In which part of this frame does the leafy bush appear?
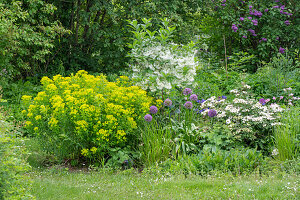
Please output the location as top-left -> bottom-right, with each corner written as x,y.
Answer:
128,18 -> 199,94
21,70 -> 153,163
0,113 -> 34,199
197,0 -> 299,68
198,83 -> 284,152
0,0 -> 67,78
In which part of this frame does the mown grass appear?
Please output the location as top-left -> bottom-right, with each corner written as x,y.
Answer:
30,169 -> 299,200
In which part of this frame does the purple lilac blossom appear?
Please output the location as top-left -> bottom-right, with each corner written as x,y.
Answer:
273,6 -> 279,9
221,4 -> 226,6
183,88 -> 192,95
284,20 -> 290,25
248,17 -> 252,20
190,94 -> 198,101
264,9 -> 269,12
276,37 -> 279,40
253,34 -> 257,36
249,5 -> 253,9
252,19 -> 258,26
262,38 -> 267,41
184,101 -> 193,109
248,29 -> 255,34
242,35 -> 247,38
164,98 -> 172,107
144,114 -> 152,122
279,47 -> 285,54
149,106 -> 158,114
208,109 -> 217,117
240,17 -> 244,21
280,5 -> 285,10
232,24 -> 238,32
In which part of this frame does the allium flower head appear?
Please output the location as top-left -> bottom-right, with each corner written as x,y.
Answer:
231,24 -> 238,32
190,94 -> 198,101
262,38 -> 267,41
242,35 -> 247,39
183,88 -> 192,95
259,98 -> 266,105
240,17 -> 244,21
208,109 -> 217,117
264,9 -> 269,12
144,114 -> 152,122
184,101 -> 193,109
164,98 -> 173,107
149,106 -> 158,114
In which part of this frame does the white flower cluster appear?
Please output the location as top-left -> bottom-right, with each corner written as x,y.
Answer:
198,84 -> 284,138
130,40 -> 198,92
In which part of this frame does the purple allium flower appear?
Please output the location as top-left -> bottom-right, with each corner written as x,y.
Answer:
253,34 -> 257,36
242,35 -> 247,39
149,106 -> 158,114
276,37 -> 279,40
262,38 -> 267,42
164,98 -> 172,107
279,47 -> 285,54
184,101 -> 193,109
264,8 -> 269,12
284,20 -> 290,25
183,88 -> 192,95
248,17 -> 252,20
273,6 -> 279,9
221,4 -> 226,6
144,114 -> 152,122
249,5 -> 253,9
257,11 -> 262,17
259,98 -> 266,105
280,5 -> 285,10
190,94 -> 198,101
222,96 -> 227,99
287,13 -> 292,16
240,17 -> 244,21
208,109 -> 217,117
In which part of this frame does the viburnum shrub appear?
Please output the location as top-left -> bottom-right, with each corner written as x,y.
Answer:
198,0 -> 299,67
198,83 -> 285,151
21,70 -> 152,162
128,18 -> 199,94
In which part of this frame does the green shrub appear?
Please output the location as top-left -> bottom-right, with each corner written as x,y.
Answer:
0,113 -> 34,199
21,70 -> 153,164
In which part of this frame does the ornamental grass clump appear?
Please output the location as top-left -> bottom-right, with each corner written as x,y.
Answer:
21,70 -> 153,162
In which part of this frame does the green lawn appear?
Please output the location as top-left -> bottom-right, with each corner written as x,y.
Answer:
30,169 -> 299,200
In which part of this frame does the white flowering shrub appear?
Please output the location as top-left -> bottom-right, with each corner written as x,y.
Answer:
198,83 -> 284,150
128,18 -> 199,93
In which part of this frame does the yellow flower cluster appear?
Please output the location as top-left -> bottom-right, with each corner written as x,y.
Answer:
22,70 -> 153,160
